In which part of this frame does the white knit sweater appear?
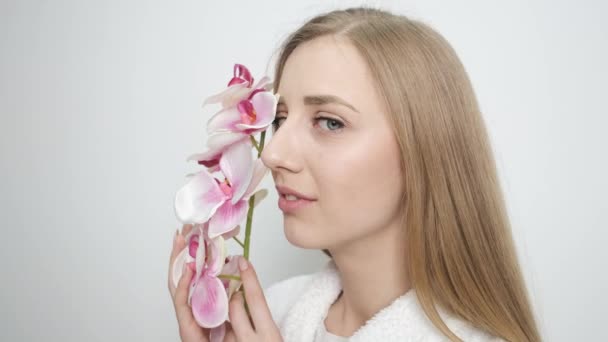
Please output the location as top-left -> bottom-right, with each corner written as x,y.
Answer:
263,260 -> 505,342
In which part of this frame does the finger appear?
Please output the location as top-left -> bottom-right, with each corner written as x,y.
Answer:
174,264 -> 210,342
237,257 -> 274,331
168,228 -> 182,297
181,223 -> 194,237
170,227 -> 182,261
168,225 -> 191,296
229,291 -> 255,340
223,323 -> 237,342
174,262 -> 196,326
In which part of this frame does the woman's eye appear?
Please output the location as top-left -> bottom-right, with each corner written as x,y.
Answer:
271,115 -> 345,133
315,117 -> 344,132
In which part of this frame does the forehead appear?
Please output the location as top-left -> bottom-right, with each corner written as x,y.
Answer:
277,36 -> 383,114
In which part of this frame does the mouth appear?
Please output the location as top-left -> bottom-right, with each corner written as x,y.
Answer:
278,193 -> 316,213
282,193 -> 306,201
275,185 -> 317,201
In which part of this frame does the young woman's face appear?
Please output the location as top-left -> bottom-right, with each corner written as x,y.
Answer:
261,35 -> 404,250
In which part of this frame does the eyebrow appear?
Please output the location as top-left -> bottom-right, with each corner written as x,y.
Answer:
278,94 -> 360,113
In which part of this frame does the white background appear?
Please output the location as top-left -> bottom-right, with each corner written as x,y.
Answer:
1,0 -> 606,341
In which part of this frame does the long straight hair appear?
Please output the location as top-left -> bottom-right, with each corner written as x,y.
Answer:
271,6 -> 541,342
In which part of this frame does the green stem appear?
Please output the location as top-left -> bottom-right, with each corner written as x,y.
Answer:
243,130 -> 266,261
232,236 -> 244,248
250,136 -> 261,154
241,130 -> 267,324
218,274 -> 241,281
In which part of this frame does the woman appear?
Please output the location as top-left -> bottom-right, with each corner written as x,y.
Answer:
168,6 -> 542,342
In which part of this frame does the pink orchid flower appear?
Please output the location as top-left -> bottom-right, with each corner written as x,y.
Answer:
171,225 -> 246,341
185,131 -> 250,173
171,224 -> 228,330
205,255 -> 243,342
173,63 -> 272,333
174,141 -> 269,238
171,224 -> 240,293
202,63 -> 273,109
206,88 -> 278,136
188,64 -> 277,172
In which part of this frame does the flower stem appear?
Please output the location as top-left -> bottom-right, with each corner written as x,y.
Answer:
250,136 -> 261,154
241,130 -> 266,322
232,236 -> 245,248
218,274 -> 241,281
243,130 -> 266,261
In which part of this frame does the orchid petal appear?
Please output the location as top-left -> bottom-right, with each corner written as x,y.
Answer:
185,224 -> 200,241
242,159 -> 269,199
206,131 -> 249,151
207,199 -> 248,239
250,188 -> 268,208
186,149 -> 222,170
191,274 -> 229,328
171,247 -> 194,289
195,227 -> 206,278
207,164 -> 221,173
187,262 -> 198,305
186,150 -> 220,163
219,142 -> 254,204
232,64 -> 253,86
206,107 -> 242,134
204,74 -> 272,110
202,82 -> 250,109
221,225 -> 241,240
188,233 -> 199,259
207,235 -> 226,276
234,91 -> 277,130
251,76 -> 272,92
174,170 -> 228,224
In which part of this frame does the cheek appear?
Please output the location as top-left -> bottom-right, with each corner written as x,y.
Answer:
316,133 -> 403,238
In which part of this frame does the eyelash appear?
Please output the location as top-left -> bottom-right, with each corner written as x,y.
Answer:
271,114 -> 345,133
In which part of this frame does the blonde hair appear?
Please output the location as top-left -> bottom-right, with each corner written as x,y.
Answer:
271,6 -> 541,342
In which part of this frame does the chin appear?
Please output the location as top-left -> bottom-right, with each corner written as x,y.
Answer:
283,218 -> 325,249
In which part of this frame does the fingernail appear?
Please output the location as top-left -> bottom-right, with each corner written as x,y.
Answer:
238,257 -> 249,271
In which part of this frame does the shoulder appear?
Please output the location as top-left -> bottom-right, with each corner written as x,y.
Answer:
263,272 -> 316,325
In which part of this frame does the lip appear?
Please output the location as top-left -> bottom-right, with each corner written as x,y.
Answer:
278,196 -> 315,213
275,185 -> 316,201
275,185 -> 317,213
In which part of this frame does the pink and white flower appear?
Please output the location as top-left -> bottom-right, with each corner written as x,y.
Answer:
174,141 -> 268,238
188,64 -> 277,172
171,225 -> 246,340
202,63 -> 273,109
185,131 -> 250,173
173,63 -> 272,332
205,89 -> 278,136
171,224 -> 228,329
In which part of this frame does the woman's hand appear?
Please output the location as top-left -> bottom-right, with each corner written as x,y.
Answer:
169,224 -> 282,341
168,224 -> 210,342
224,257 -> 283,342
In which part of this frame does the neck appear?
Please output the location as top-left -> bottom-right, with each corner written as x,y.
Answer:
326,221 -> 411,336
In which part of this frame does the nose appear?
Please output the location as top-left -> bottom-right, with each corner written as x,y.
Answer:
261,119 -> 302,174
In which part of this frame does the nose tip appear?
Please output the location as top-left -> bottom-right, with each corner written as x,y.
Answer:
260,126 -> 301,174
260,138 -> 281,170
